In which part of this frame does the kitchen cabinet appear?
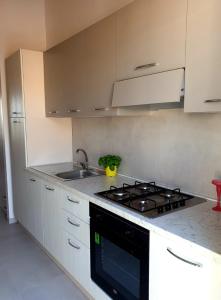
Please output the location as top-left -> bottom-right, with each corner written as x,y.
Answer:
44,15 -> 117,117
85,14 -> 116,112
62,190 -> 89,224
42,183 -> 62,262
62,210 -> 90,248
61,230 -> 90,291
25,174 -> 43,244
6,51 -> 24,118
44,32 -> 88,117
9,118 -> 26,222
116,0 -> 187,80
6,49 -> 72,167
149,231 -> 221,300
6,50 -> 72,222
185,0 -> 221,112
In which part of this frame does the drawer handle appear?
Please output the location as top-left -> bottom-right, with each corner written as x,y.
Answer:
45,186 -> 55,191
48,110 -> 59,114
67,196 -> 79,204
204,99 -> 221,103
12,112 -> 21,115
67,109 -> 81,113
67,218 -> 80,227
167,248 -> 202,268
94,107 -> 110,111
135,62 -> 159,71
29,178 -> 36,182
13,120 -> 21,124
68,238 -> 80,250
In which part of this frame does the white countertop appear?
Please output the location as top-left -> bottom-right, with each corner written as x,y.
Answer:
29,162 -> 221,258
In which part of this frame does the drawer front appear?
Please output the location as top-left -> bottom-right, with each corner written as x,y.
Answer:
63,191 -> 89,223
62,210 -> 90,248
61,230 -> 90,293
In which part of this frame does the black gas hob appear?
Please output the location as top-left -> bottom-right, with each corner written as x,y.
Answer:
95,181 -> 206,218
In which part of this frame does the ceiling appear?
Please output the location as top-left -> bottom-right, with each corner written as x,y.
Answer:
45,0 -> 134,49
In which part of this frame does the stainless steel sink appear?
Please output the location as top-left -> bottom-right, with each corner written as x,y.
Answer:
55,168 -> 103,181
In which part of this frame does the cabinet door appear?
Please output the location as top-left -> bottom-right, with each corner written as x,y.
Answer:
185,0 -> 221,112
9,118 -> 26,222
43,183 -> 62,262
62,210 -> 90,248
44,32 -> 87,117
116,0 -> 187,80
26,174 -> 43,244
63,191 -> 89,224
85,15 -> 116,111
61,230 -> 90,293
149,232 -> 213,300
6,51 -> 25,117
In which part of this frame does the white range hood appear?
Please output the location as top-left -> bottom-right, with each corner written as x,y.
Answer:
112,68 -> 184,107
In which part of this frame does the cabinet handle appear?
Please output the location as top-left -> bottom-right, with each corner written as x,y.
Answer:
13,120 -> 21,124
45,185 -> 55,191
48,110 -> 59,114
67,109 -> 81,113
204,99 -> 221,103
67,196 -> 79,204
68,238 -> 80,250
29,178 -> 36,182
94,107 -> 110,111
12,112 -> 21,115
167,248 -> 202,268
67,218 -> 80,227
134,62 -> 159,71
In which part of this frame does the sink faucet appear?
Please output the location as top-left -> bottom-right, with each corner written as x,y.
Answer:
76,148 -> 88,170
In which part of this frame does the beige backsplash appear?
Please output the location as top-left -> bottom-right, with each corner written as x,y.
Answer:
72,109 -> 221,200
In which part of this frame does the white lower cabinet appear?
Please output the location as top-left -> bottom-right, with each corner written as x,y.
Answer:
25,174 -> 43,244
62,190 -> 89,224
61,230 -> 90,293
62,210 -> 90,248
149,231 -> 221,300
21,172 -> 221,300
42,183 -> 62,262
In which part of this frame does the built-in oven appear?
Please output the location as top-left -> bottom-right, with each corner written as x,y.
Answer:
90,203 -> 149,300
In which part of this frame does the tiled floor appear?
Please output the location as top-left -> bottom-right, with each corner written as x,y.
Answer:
0,212 -> 88,300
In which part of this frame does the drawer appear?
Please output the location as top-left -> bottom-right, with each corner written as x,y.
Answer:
61,230 -> 90,293
62,210 -> 90,248
62,191 -> 89,223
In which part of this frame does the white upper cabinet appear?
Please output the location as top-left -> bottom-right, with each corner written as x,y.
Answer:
85,15 -> 116,112
6,51 -> 24,118
116,0 -> 187,80
44,32 -> 87,116
112,69 -> 184,107
44,15 -> 117,117
185,0 -> 221,112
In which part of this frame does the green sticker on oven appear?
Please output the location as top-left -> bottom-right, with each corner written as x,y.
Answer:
95,232 -> 100,245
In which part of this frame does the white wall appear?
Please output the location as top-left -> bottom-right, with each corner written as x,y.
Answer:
0,0 -> 46,220
45,0 -> 134,49
72,110 -> 221,200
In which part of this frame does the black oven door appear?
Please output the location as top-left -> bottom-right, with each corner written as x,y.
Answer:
90,205 -> 149,300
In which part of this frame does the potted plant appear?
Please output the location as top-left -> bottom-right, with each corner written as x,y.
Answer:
98,155 -> 122,177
